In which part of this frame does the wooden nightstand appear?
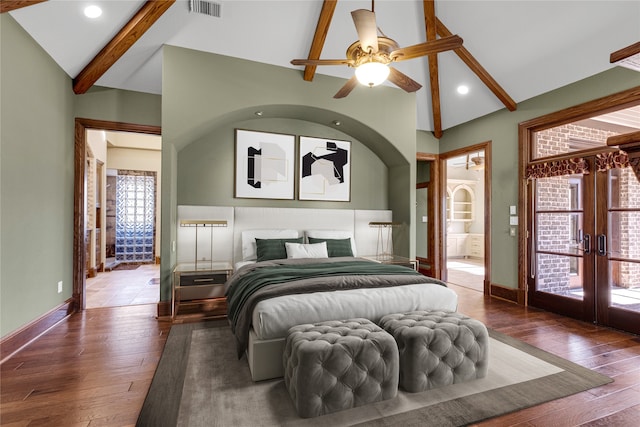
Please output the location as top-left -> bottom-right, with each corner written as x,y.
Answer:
172,262 -> 233,322
362,255 -> 419,271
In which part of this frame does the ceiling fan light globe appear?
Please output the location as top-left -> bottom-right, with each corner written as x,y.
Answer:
355,62 -> 390,87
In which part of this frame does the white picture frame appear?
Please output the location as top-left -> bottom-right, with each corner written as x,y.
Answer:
298,136 -> 351,201
235,129 -> 295,200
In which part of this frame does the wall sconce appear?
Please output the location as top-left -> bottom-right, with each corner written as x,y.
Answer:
369,221 -> 401,260
179,219 -> 227,269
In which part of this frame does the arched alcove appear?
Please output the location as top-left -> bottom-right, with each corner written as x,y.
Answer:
176,105 -> 407,212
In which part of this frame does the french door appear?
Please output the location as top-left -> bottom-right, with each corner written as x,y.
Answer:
528,156 -> 640,335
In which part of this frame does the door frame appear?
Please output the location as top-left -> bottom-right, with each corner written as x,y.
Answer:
416,153 -> 440,278
525,152 -> 640,334
526,163 -> 598,322
438,141 -> 492,295
518,86 -> 640,307
73,118 -> 161,312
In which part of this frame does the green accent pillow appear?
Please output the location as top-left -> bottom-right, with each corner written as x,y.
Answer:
255,238 -> 303,262
308,237 -> 354,257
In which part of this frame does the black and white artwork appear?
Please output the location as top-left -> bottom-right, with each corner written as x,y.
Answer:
235,129 -> 295,199
299,136 -> 351,201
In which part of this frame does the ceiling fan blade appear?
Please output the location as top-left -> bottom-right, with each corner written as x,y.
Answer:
387,67 -> 422,93
291,58 -> 353,66
351,9 -> 378,53
390,35 -> 463,61
333,75 -> 359,99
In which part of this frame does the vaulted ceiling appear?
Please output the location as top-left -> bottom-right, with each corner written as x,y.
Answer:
5,0 -> 640,136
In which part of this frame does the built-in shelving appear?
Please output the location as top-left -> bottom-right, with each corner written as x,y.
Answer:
446,180 -> 475,222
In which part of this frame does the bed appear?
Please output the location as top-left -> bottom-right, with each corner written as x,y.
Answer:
176,206 -> 458,381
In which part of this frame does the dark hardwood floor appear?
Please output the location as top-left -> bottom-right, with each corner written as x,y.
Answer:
0,304 -> 171,426
1,284 -> 639,426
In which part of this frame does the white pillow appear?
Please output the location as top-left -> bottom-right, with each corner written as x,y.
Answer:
305,230 -> 357,257
241,229 -> 300,261
285,242 -> 329,259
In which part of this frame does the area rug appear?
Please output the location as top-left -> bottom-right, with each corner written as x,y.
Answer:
137,320 -> 612,427
112,263 -> 140,271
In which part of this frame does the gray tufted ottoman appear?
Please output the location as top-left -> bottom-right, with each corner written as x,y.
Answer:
379,310 -> 489,393
283,318 -> 399,418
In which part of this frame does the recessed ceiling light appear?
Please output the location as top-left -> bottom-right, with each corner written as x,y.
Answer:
457,85 -> 469,95
84,5 -> 102,19
332,120 -> 341,126
254,111 -> 263,116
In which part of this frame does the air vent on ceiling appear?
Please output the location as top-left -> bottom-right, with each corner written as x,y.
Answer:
189,0 -> 221,18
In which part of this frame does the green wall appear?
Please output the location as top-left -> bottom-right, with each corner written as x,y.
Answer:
161,46 -> 420,296
0,14 -> 162,338
417,130 -> 440,154
177,118 -> 388,209
75,86 -> 161,126
3,10 -> 637,338
438,67 -> 640,289
160,142 -> 178,302
1,14 -> 75,337
162,47 -> 417,161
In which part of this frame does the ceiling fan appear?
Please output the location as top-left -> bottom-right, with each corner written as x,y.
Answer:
291,3 -> 463,98
452,153 -> 484,170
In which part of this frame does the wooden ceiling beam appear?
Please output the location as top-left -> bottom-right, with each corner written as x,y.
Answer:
423,0 -> 442,138
607,130 -> 640,147
610,41 -> 640,63
1,0 -> 47,13
72,0 -> 175,94
302,0 -> 338,82
436,18 -> 517,112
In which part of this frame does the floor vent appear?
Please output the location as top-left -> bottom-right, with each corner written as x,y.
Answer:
189,0 -> 221,18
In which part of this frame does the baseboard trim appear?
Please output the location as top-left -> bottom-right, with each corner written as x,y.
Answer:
157,301 -> 171,319
0,299 -> 74,364
490,283 -> 519,303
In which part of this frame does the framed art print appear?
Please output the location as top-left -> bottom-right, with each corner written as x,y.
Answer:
298,136 -> 351,201
235,129 -> 295,199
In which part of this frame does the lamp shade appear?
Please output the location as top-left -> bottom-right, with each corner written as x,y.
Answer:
355,61 -> 390,87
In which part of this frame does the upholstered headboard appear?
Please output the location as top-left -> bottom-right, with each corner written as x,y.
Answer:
176,206 -> 392,265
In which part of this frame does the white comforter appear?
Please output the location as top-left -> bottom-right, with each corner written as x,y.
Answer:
251,282 -> 458,340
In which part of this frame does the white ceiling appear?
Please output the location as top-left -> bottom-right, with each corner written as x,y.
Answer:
9,0 -> 640,133
105,131 -> 162,150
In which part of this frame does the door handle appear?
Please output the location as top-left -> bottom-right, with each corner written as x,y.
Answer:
583,234 -> 591,255
597,234 -> 607,257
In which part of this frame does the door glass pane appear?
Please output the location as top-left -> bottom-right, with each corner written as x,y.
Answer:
531,110 -> 631,160
608,261 -> 640,312
608,166 -> 640,314
609,167 -> 640,209
536,253 -> 583,300
609,211 -> 640,259
536,176 -> 583,210
535,174 -> 584,299
536,213 -> 583,255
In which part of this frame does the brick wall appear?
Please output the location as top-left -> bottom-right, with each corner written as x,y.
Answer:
536,124 -> 617,158
535,125 -> 580,295
535,176 -> 573,294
